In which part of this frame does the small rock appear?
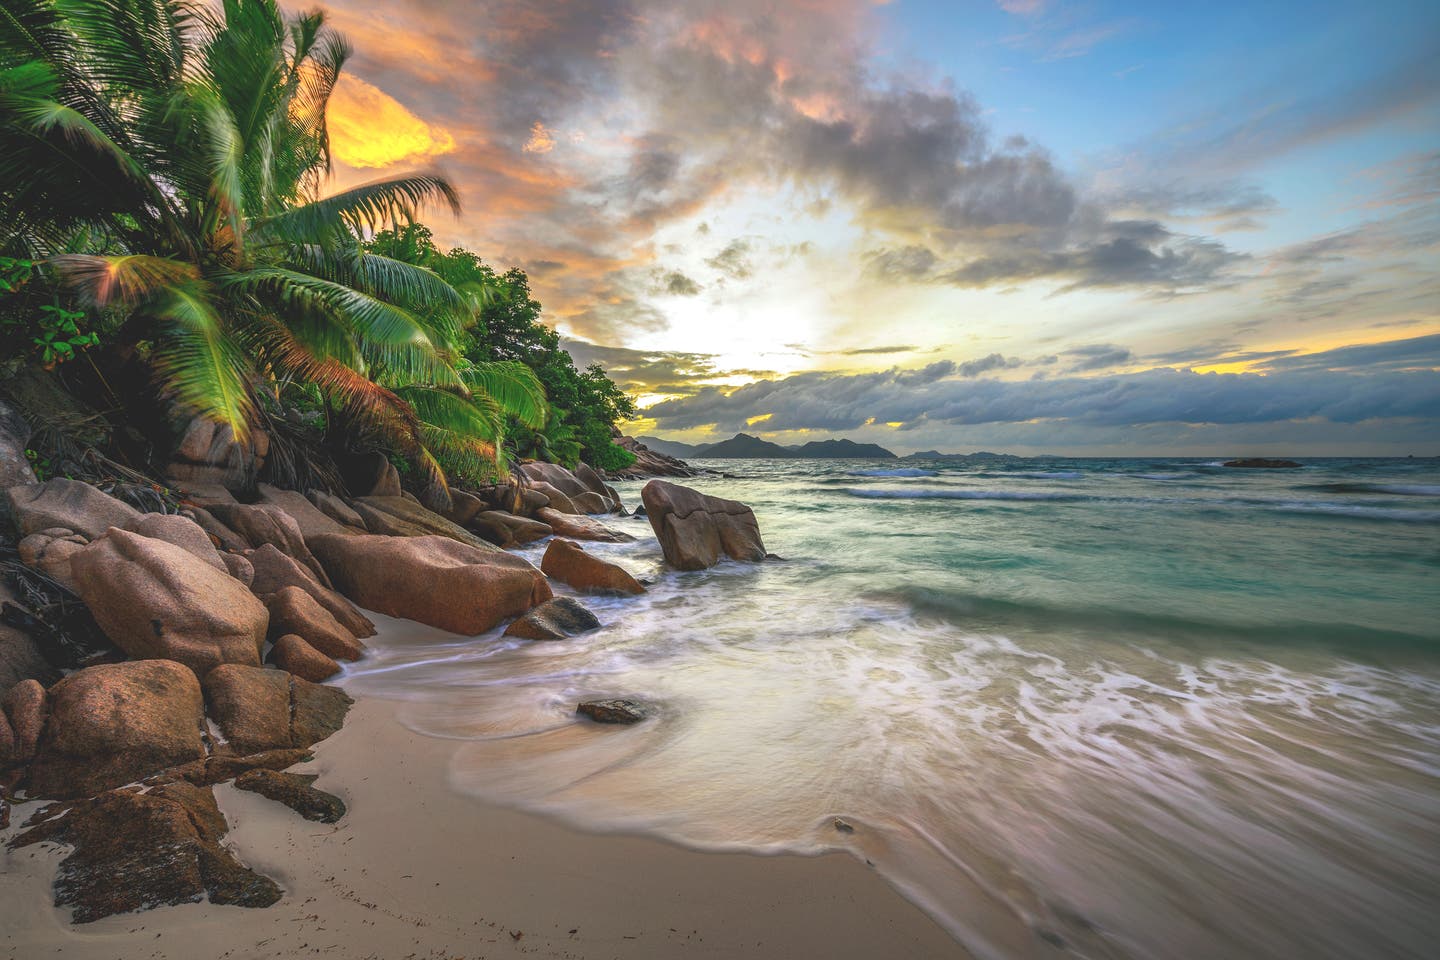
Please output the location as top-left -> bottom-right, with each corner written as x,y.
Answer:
576,698 -> 650,724
503,597 -> 602,641
3,678 -> 48,763
265,586 -> 363,661
833,818 -> 854,834
234,768 -> 345,822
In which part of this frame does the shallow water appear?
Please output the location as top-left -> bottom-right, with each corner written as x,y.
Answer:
345,456 -> 1440,959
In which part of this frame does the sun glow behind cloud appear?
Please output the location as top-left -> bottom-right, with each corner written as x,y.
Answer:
326,75 -> 456,169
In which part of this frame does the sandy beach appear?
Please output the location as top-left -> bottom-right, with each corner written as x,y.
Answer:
1,693 -> 968,960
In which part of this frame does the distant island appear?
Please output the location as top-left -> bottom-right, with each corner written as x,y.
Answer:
640,433 -> 896,459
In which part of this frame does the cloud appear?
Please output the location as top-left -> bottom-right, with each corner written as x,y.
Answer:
957,353 -> 1023,376
704,239 -> 754,279
522,121 -> 557,154
641,339 -> 1440,436
655,270 -> 703,296
1065,343 -> 1135,372
560,339 -> 721,392
841,345 -> 921,355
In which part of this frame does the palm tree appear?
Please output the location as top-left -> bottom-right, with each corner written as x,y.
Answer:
0,0 -> 533,503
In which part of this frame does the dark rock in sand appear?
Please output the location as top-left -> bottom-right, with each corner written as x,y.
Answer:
3,678 -> 48,764
28,661 -> 206,799
10,780 -> 281,922
203,664 -> 351,753
1222,458 -> 1302,469
577,698 -> 651,724
541,539 -> 645,595
7,477 -> 141,540
264,586 -> 364,661
235,768 -> 346,823
536,507 -> 635,543
640,479 -> 766,571
157,748 -> 314,787
268,634 -> 341,682
70,527 -> 268,676
503,597 -> 602,640
310,533 -> 552,635
246,542 -> 375,639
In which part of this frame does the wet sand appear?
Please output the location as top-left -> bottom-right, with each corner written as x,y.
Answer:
0,696 -> 969,960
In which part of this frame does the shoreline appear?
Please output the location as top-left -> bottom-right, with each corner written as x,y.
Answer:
2,692 -> 969,960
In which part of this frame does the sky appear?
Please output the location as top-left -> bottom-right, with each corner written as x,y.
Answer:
314,0 -> 1440,455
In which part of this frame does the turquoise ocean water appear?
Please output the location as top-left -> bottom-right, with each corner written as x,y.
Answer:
347,456 -> 1440,959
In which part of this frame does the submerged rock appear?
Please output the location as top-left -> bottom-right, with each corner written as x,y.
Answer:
503,597 -> 602,641
70,527 -> 268,676
640,480 -> 766,571
1222,458 -> 1302,469
9,780 -> 281,922
235,768 -> 345,823
576,698 -> 651,724
28,660 -> 205,799
309,533 -> 551,635
540,539 -> 645,595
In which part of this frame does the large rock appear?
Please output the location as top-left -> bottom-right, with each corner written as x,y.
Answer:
267,634 -> 340,682
443,489 -> 485,526
520,461 -> 591,498
206,502 -> 330,587
308,490 -> 367,530
477,510 -> 552,546
528,480 -> 580,514
221,551 -> 254,586
168,416 -> 267,481
610,436 -> 695,479
503,597 -> 602,641
17,527 -> 87,590
351,496 -> 497,551
0,583 -> 59,689
536,507 -> 635,543
185,505 -> 249,552
0,397 -> 36,492
255,484 -> 357,539
10,780 -> 281,922
310,534 -> 551,635
541,539 -> 645,595
264,586 -> 363,662
341,450 -> 401,498
203,664 -> 350,753
70,528 -> 269,676
28,660 -> 205,799
0,710 -> 15,766
3,678 -> 48,763
6,478 -> 140,540
245,543 -> 375,639
125,513 -> 227,573
640,480 -> 766,570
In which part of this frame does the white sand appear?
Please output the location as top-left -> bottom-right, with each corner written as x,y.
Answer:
1,696 -> 969,959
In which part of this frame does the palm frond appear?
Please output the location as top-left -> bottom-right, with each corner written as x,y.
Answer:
461,360 -> 547,429
149,282 -> 254,438
48,253 -> 198,306
251,174 -> 460,243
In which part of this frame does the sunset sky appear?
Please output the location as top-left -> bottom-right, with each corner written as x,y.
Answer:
316,0 -> 1438,455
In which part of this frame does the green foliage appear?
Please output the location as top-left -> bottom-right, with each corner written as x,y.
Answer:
0,256 -> 101,365
365,224 -> 637,471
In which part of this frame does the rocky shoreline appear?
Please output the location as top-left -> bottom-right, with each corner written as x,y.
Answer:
0,411 -> 766,925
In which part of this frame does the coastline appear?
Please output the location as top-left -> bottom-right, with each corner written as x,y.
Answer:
1,691 -> 969,960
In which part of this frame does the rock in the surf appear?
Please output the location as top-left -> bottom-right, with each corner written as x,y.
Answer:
503,597 -> 602,640
577,698 -> 651,724
235,768 -> 346,823
640,480 -> 765,571
540,539 -> 645,595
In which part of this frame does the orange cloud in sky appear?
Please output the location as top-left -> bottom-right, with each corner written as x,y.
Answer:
327,75 -> 456,169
